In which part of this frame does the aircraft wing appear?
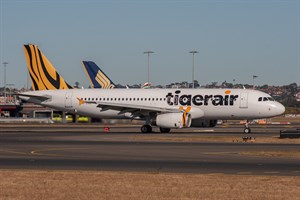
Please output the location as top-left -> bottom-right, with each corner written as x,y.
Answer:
92,101 -> 204,119
95,101 -> 179,113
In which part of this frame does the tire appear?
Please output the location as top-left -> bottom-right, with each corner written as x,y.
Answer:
141,125 -> 152,133
244,128 -> 251,134
160,128 -> 171,133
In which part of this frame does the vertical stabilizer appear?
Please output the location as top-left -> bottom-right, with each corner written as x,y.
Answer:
23,44 -> 73,90
82,61 -> 116,89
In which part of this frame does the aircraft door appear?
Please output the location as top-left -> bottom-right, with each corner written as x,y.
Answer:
65,91 -> 73,108
239,92 -> 248,108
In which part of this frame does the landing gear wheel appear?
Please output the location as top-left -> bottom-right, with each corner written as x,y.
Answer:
244,120 -> 251,134
141,125 -> 152,133
159,128 -> 171,133
244,128 -> 251,134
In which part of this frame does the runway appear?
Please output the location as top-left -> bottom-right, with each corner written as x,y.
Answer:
0,125 -> 299,176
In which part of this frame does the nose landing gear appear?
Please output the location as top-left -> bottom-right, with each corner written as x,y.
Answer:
244,120 -> 251,133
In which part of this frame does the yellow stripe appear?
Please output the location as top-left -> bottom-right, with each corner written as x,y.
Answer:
96,71 -> 112,88
96,72 -> 109,88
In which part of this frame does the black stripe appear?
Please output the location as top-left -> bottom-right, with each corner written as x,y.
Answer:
24,45 -> 40,88
33,46 -> 49,90
66,82 -> 73,89
37,49 -> 61,89
29,73 -> 38,91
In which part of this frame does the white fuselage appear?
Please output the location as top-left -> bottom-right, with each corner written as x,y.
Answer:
19,88 -> 285,121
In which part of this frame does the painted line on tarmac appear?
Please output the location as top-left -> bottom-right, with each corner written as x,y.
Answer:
0,149 -> 30,156
193,130 -> 215,132
31,147 -> 91,158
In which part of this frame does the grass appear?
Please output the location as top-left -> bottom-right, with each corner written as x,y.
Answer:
0,170 -> 299,200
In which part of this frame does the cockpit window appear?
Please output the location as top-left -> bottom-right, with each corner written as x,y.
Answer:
258,96 -> 275,102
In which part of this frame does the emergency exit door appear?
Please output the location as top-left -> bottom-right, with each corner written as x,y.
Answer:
239,92 -> 248,108
65,91 -> 73,108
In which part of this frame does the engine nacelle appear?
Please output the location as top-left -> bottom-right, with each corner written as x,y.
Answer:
191,119 -> 218,127
156,113 -> 192,129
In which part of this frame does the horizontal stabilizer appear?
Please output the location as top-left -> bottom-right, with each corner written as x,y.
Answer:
17,93 -> 51,102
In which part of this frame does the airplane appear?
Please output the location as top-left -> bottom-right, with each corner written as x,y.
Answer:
19,44 -> 286,133
82,61 -> 116,89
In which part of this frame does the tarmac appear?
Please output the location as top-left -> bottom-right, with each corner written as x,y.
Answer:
0,124 -> 299,176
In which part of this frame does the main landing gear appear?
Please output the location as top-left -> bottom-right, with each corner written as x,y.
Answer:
140,125 -> 171,133
159,128 -> 171,133
141,125 -> 152,133
244,120 -> 251,134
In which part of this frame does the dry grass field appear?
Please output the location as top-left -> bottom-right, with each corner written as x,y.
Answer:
0,170 -> 299,200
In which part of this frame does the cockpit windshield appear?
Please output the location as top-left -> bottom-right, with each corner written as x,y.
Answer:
258,97 -> 275,102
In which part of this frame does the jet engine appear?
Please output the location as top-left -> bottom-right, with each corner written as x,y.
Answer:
155,113 -> 192,128
191,119 -> 218,127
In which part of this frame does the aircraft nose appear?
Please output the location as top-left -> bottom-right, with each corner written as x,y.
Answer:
273,102 -> 285,116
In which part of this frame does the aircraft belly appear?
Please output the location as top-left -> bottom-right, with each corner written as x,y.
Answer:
201,106 -> 258,120
76,106 -> 126,119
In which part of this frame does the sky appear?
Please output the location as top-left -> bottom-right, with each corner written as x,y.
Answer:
0,0 -> 299,89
